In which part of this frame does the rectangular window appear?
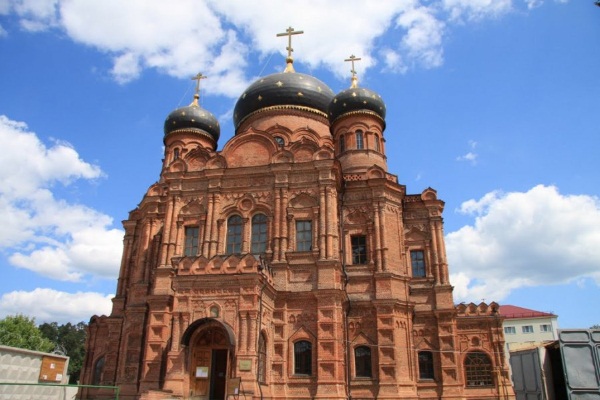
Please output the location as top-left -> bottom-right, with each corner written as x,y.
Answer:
184,227 -> 199,257
251,214 -> 268,254
354,346 -> 372,378
351,235 -> 367,264
504,326 -> 516,335
296,220 -> 312,252
226,215 -> 243,255
522,325 -> 534,334
418,351 -> 435,380
411,250 -> 426,277
356,131 -> 364,149
540,324 -> 552,332
294,341 -> 312,375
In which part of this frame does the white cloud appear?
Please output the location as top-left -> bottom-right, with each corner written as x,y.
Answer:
381,47 -> 407,73
0,0 -> 11,14
0,115 -> 122,281
447,185 -> 600,302
59,0 -> 249,92
525,0 -> 544,8
2,0 -> 554,92
456,151 -> 478,164
0,0 -> 473,90
395,5 -> 445,70
0,288 -> 113,324
443,0 -> 513,22
456,140 -> 478,164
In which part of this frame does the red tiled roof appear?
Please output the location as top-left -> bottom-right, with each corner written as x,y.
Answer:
499,305 -> 557,319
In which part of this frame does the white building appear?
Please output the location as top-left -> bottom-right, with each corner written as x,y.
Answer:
499,305 -> 559,351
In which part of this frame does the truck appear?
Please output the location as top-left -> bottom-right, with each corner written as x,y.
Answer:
509,329 -> 600,400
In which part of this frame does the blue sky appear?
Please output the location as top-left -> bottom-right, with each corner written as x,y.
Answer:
0,0 -> 598,329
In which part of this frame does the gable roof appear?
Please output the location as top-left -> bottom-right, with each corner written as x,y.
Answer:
499,305 -> 557,319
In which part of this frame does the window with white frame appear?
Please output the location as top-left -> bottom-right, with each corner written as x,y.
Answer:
522,325 -> 534,334
540,324 -> 552,332
504,326 -> 516,334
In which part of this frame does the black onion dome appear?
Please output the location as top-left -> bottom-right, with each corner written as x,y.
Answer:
233,72 -> 335,130
329,85 -> 386,125
164,95 -> 220,142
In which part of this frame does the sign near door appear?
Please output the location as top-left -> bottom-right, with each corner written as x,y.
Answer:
195,366 -> 209,378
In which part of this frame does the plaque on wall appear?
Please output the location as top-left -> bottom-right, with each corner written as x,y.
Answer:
238,359 -> 252,371
195,366 -> 209,378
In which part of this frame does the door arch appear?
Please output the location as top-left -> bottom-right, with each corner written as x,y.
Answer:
182,318 -> 236,400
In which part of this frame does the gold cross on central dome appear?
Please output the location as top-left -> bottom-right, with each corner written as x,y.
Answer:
277,26 -> 303,72
277,26 -> 304,59
345,55 -> 362,88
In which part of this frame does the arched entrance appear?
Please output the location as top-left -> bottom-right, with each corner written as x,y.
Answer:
181,318 -> 236,400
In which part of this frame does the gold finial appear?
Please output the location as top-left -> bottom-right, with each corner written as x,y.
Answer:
276,26 -> 304,73
344,55 -> 362,88
190,72 -> 207,105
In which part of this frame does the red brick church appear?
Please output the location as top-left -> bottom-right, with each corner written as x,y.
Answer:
80,28 -> 515,400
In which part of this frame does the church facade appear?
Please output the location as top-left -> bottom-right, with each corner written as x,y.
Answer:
80,32 -> 514,400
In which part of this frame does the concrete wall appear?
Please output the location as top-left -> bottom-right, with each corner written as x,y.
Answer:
0,345 -> 77,400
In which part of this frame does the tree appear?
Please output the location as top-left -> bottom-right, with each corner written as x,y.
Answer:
39,321 -> 87,384
0,314 -> 54,352
591,324 -> 600,329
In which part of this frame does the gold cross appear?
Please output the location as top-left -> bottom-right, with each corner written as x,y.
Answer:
276,27 -> 304,59
344,55 -> 362,77
191,72 -> 207,96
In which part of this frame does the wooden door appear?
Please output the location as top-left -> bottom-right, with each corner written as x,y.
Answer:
209,349 -> 228,400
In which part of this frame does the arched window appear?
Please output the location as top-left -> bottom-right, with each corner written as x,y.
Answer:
356,130 -> 364,149
93,356 -> 105,385
375,135 -> 380,152
210,305 -> 220,318
251,214 -> 268,254
258,333 -> 267,383
274,136 -> 284,146
354,346 -> 372,378
173,148 -> 180,160
226,215 -> 243,254
464,351 -> 493,387
418,351 -> 434,380
294,340 -> 312,375
339,134 -> 345,153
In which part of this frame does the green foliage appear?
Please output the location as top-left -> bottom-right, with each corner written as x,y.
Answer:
39,321 -> 87,384
0,314 -> 54,353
